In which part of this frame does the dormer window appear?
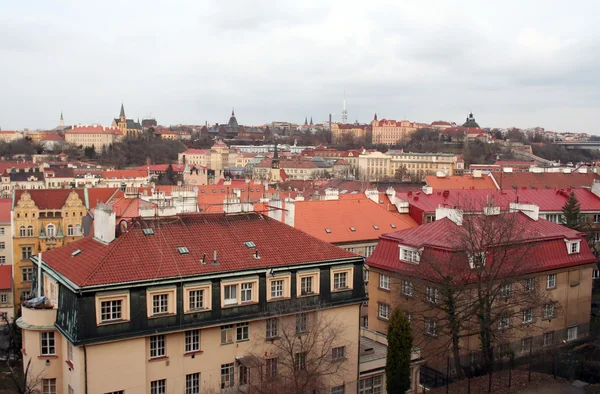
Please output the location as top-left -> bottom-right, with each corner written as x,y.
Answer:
565,240 -> 581,254
468,251 -> 486,269
399,246 -> 420,264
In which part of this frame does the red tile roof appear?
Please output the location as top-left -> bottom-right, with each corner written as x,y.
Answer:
0,265 -> 12,290
14,188 -> 119,211
425,175 -> 498,190
41,213 -> 357,287
67,125 -> 122,135
493,172 -> 600,190
101,170 -> 148,179
182,149 -> 209,154
367,212 -> 596,282
197,183 -> 274,212
294,197 -> 417,243
0,199 -> 11,223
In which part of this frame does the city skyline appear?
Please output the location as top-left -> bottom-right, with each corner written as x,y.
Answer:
1,1 -> 599,133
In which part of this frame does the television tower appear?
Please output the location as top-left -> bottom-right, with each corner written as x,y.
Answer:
341,91 -> 348,123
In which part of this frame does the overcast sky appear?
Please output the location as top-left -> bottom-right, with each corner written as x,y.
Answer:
1,0 -> 599,133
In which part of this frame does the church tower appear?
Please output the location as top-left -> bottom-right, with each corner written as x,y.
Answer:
269,143 -> 281,182
118,103 -> 128,135
60,111 -> 64,127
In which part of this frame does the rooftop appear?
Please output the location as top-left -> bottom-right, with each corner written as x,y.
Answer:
425,174 -> 497,190
493,172 -> 600,190
40,213 -> 358,288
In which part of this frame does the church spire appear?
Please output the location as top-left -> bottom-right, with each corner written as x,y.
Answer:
310,116 -> 313,125
232,107 -> 235,117
271,143 -> 280,169
304,116 -> 308,126
120,103 -> 126,120
60,111 -> 64,127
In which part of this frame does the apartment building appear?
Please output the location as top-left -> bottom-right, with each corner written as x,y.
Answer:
19,209 -> 367,394
0,199 -> 13,323
358,150 -> 460,182
366,206 -> 596,371
371,118 -> 419,145
178,141 -> 235,172
331,123 -> 368,144
64,125 -> 123,152
0,265 -> 12,323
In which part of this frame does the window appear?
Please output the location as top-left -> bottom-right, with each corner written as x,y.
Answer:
236,322 -> 249,341
27,226 -> 34,237
46,224 -> 56,238
332,386 -> 345,394
332,346 -> 345,360
67,225 -> 74,236
363,269 -> 369,282
152,294 -> 169,315
523,308 -> 533,323
221,325 -> 234,344
21,246 -> 32,260
150,379 -> 166,394
239,365 -> 249,386
19,226 -> 26,237
149,335 -> 165,358
296,313 -> 308,334
0,294 -> 7,303
500,283 -> 511,298
75,224 -> 82,236
266,358 -> 278,378
301,276 -> 313,295
425,319 -> 437,336
42,378 -> 57,394
359,374 -> 383,394
241,282 -> 253,302
426,286 -> 439,304
595,214 -> 600,224
567,326 -> 578,341
333,272 -> 348,290
594,269 -> 600,280
223,284 -> 238,305
0,256 -> 5,264
400,247 -> 420,263
402,280 -> 413,296
41,332 -> 55,355
378,303 -> 390,320
266,318 -> 278,338
525,278 -> 535,292
379,274 -> 390,290
22,267 -> 33,282
544,303 -> 555,319
365,245 -> 375,257
106,391 -> 124,394
221,363 -> 235,389
100,300 -> 122,322
567,241 -> 580,254
0,242 -> 4,250
67,342 -> 73,362
543,332 -> 554,347
271,280 -> 283,298
0,228 -> 3,235
186,372 -> 200,394
188,289 -> 204,310
499,314 -> 509,329
546,214 -> 559,223
185,329 -> 200,353
547,274 -> 556,289
521,337 -> 532,353
295,351 -> 307,371
468,251 -> 486,269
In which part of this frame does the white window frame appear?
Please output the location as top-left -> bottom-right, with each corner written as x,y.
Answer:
0,294 -> 7,304
220,363 -> 235,389
500,283 -> 511,298
565,240 -> 581,254
185,329 -> 200,353
100,299 -> 122,322
296,313 -> 308,334
224,284 -> 238,305
42,378 -> 57,394
266,358 -> 278,378
149,335 -> 165,359
150,379 -> 166,394
379,274 -> 390,290
41,332 -> 55,356
300,276 -> 313,295
426,286 -> 439,304
185,372 -> 200,394
271,279 -> 284,298
468,251 -> 486,269
240,282 -> 253,303
425,319 -> 437,336
333,271 -> 348,290
567,326 -> 578,341
547,274 -> 556,289
593,269 -> 600,280
332,346 -> 345,361
544,303 -> 555,319
498,314 -> 509,329
402,280 -> 413,296
524,278 -> 535,292
236,322 -> 249,342
152,294 -> 169,315
266,318 -> 278,339
221,325 -> 234,344
400,246 -> 420,263
523,308 -> 533,323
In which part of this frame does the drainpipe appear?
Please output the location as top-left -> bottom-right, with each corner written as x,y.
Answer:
37,252 -> 42,297
83,344 -> 88,394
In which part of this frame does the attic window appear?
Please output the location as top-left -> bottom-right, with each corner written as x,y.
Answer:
373,225 -> 380,230
468,251 -> 486,269
325,228 -> 332,234
250,189 -> 254,192
350,227 -> 356,232
200,190 -> 205,193
212,189 -> 216,193
390,224 -> 397,229
221,189 -> 225,193
143,228 -> 154,236
177,247 -> 190,255
244,241 -> 256,249
71,250 -> 82,257
566,240 -> 581,255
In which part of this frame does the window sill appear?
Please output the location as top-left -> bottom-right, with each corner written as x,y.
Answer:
184,350 -> 204,357
65,360 -> 74,370
298,292 -> 318,298
542,316 -> 555,321
220,342 -> 234,346
377,316 -> 389,322
546,287 -> 556,290
332,287 -> 352,292
148,356 -> 168,362
378,287 -> 391,293
98,319 -> 129,326
570,282 -> 580,287
185,308 -> 211,314
149,312 -> 175,319
38,355 -> 58,359
267,296 -> 290,302
266,336 -> 280,341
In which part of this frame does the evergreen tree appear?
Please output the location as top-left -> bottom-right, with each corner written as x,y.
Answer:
386,307 -> 413,394
562,191 -> 585,230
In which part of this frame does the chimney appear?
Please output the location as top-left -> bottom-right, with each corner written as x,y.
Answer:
93,203 -> 116,244
435,207 -> 463,225
213,250 -> 218,265
365,188 -> 379,203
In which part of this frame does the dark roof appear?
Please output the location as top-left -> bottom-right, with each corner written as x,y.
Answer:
41,212 -> 358,287
114,118 -> 142,130
462,112 -> 480,128
10,172 -> 44,182
228,110 -> 239,128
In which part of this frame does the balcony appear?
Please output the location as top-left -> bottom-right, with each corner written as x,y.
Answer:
17,298 -> 57,329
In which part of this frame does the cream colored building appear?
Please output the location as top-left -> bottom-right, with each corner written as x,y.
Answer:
0,200 -> 13,324
358,150 -> 458,181
331,123 -> 368,144
64,125 -> 123,152
178,141 -> 235,172
371,118 -> 419,145
0,130 -> 24,142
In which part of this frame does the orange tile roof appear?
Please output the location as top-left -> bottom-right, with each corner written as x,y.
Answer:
293,196 -> 417,244
425,175 -> 497,190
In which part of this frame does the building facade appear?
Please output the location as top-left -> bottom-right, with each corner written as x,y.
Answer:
19,210 -> 366,394
371,118 -> 419,145
358,151 -> 459,181
64,125 -> 123,152
112,104 -> 142,137
331,123 -> 368,144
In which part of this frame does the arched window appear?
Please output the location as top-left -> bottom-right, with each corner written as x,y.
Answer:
46,224 -> 56,238
67,225 -> 74,236
27,226 -> 33,237
75,224 -> 82,236
19,226 -> 26,237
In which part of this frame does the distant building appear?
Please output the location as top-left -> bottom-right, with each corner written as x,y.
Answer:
141,117 -> 157,129
0,131 -> 24,143
0,199 -> 13,324
64,125 -> 123,152
358,151 -> 460,181
111,104 -> 142,137
371,114 -> 421,145
331,122 -> 368,144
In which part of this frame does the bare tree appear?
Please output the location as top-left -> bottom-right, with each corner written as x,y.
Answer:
244,301 -> 351,394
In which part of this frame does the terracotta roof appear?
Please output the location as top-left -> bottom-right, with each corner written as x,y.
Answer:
0,199 -> 11,223
0,130 -> 19,135
41,213 -> 357,287
367,212 -> 596,282
0,265 -> 12,290
493,172 -> 600,190
182,149 -> 209,154
197,183 -> 273,212
67,125 -> 122,135
425,175 -> 497,190
294,196 -> 417,244
13,188 -> 120,211
101,170 -> 148,179
431,121 -> 451,126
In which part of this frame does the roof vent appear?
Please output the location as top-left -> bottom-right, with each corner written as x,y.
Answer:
244,241 -> 256,248
325,228 -> 332,233
390,224 -> 396,229
373,225 -> 379,230
201,253 -> 206,264
143,228 -> 154,236
71,249 -> 82,257
254,249 -> 260,260
177,247 -> 189,255
350,227 -> 356,232
213,250 -> 219,265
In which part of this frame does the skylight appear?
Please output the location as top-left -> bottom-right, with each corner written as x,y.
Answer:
373,225 -> 380,230
177,247 -> 189,255
143,228 -> 154,236
244,241 -> 256,249
390,224 -> 397,229
325,228 -> 332,233
71,250 -> 82,257
350,227 -> 356,232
